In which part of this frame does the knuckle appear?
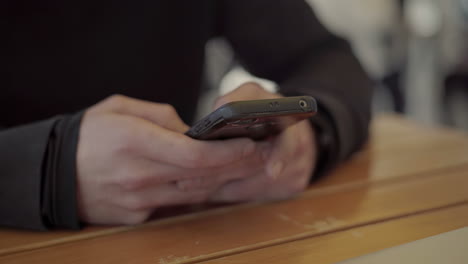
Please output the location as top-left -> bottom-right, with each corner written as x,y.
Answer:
122,211 -> 151,225
240,82 -> 266,94
106,94 -> 128,108
122,194 -> 150,212
156,104 -> 181,129
242,81 -> 263,90
93,94 -> 131,113
158,104 -> 177,118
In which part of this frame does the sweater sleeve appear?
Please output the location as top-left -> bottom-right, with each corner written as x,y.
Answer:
0,112 -> 83,230
220,0 -> 373,176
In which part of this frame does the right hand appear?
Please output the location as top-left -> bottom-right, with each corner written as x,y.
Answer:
76,95 -> 258,225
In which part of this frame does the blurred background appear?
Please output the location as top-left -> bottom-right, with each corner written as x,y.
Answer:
201,0 -> 468,131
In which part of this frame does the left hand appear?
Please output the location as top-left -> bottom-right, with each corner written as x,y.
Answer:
182,82 -> 318,202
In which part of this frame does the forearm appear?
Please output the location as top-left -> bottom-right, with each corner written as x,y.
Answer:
0,113 -> 83,230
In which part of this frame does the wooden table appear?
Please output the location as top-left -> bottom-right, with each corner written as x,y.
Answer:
1,114 -> 468,264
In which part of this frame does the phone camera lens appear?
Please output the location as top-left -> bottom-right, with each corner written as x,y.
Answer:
299,100 -> 308,108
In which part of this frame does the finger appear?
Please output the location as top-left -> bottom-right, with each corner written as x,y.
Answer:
115,156 -> 261,189
111,158 -> 185,188
88,203 -> 152,226
211,122 -> 316,203
209,168 -> 267,202
210,157 -> 310,203
116,183 -> 210,211
134,121 -> 258,168
101,95 -> 189,132
213,82 -> 280,109
264,125 -> 298,180
176,146 -> 267,191
78,185 -> 152,225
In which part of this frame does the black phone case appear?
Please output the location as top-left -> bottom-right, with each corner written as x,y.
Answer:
186,96 -> 317,140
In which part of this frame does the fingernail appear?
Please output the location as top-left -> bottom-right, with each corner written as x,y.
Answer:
269,161 -> 283,180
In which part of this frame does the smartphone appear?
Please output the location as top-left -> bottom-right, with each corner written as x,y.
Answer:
186,96 -> 317,140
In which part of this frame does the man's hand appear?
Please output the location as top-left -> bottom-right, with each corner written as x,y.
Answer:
203,83 -> 317,202
76,95 -> 258,225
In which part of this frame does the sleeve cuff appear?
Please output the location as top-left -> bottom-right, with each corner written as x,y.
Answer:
42,111 -> 84,229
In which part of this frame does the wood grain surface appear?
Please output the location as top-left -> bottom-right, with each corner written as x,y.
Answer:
204,205 -> 468,264
1,114 -> 467,263
1,164 -> 467,263
316,115 -> 468,188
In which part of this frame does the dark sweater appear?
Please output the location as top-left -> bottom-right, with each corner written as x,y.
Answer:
0,0 -> 372,230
